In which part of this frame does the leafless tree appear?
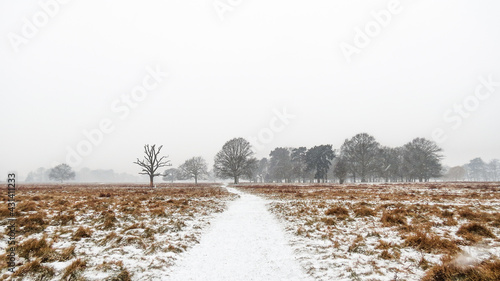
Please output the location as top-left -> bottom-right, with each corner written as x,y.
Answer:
179,156 -> 208,184
134,144 -> 171,187
214,137 -> 254,184
341,133 -> 380,182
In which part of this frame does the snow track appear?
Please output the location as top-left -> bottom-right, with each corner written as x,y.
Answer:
164,186 -> 312,281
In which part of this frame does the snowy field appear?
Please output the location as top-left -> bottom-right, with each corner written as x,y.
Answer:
239,182 -> 500,281
1,182 -> 499,280
0,183 -> 237,280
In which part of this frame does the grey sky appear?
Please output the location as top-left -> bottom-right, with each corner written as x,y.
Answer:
1,0 -> 499,179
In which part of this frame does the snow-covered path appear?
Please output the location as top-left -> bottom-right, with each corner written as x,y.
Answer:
163,186 -> 312,281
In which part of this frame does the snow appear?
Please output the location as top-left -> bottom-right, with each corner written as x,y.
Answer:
164,186 -> 312,281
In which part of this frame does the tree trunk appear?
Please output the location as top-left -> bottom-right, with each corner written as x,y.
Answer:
234,176 -> 238,184
149,175 -> 154,187
195,175 -> 198,184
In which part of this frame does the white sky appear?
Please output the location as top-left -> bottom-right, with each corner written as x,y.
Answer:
1,0 -> 499,179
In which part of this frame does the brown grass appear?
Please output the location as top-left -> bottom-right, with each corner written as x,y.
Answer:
72,227 -> 92,241
457,223 -> 496,240
236,182 -> 500,280
422,258 -> 500,281
17,236 -> 58,262
354,206 -> 376,217
11,259 -> 55,280
404,231 -> 459,255
60,245 -> 76,261
107,268 -> 132,281
325,206 -> 349,218
18,213 -> 48,234
61,258 -> 87,280
381,210 -> 407,226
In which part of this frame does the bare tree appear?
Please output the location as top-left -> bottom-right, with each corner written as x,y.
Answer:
341,133 -> 380,182
134,144 -> 171,187
402,138 -> 443,182
213,137 -> 254,184
162,168 -> 180,183
179,156 -> 208,184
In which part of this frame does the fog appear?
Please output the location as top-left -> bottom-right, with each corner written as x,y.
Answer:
1,0 -> 499,180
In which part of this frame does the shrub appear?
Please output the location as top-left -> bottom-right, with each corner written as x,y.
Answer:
17,236 -> 58,262
325,206 -> 349,219
422,258 -> 500,281
381,211 -> 407,226
458,208 -> 479,220
18,213 -> 47,234
457,223 -> 496,240
72,227 -> 92,241
404,231 -> 459,255
62,258 -> 87,280
354,206 -> 376,217
11,259 -> 55,280
56,213 -> 76,226
60,245 -> 76,261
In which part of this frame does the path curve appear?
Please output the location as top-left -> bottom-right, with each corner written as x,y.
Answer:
163,185 -> 312,281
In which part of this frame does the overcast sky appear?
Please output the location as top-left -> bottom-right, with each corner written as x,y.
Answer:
1,0 -> 499,180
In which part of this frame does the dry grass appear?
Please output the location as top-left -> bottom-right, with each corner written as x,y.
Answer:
238,182 -> 500,280
61,258 -> 87,280
17,236 -> 58,262
354,205 -> 376,217
381,210 -> 407,226
325,206 -> 349,219
0,183 -> 236,279
404,231 -> 460,255
106,268 -> 132,281
457,223 -> 496,241
11,259 -> 55,280
422,257 -> 500,281
72,227 -> 93,241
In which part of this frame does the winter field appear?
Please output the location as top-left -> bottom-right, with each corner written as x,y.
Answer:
0,184 -> 237,280
1,182 -> 499,280
238,182 -> 500,281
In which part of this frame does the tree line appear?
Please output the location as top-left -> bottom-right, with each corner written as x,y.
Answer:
160,133 -> 445,185
34,133 -> 498,185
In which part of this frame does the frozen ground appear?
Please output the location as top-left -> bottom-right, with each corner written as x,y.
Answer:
3,182 -> 499,280
240,183 -> 500,281
165,186 -> 312,281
